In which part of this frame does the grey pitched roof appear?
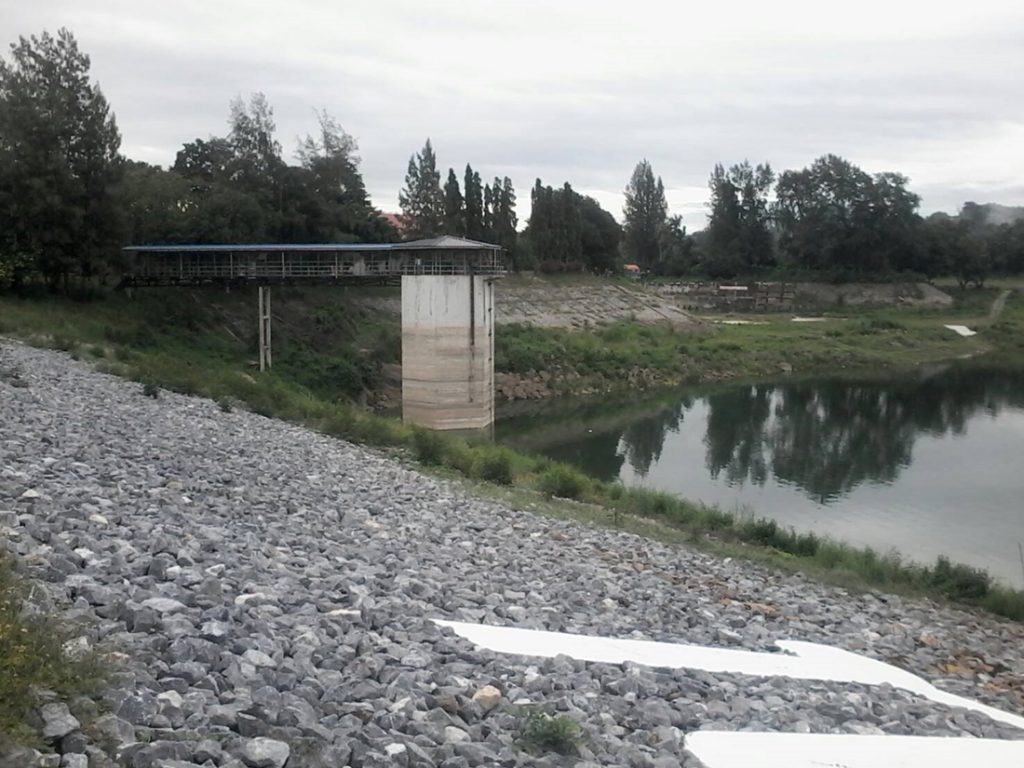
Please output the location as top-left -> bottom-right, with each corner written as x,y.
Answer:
400,235 -> 502,250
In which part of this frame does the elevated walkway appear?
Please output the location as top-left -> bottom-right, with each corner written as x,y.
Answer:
122,236 -> 505,286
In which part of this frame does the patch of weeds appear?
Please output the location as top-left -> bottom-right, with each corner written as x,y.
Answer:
473,447 -> 514,486
538,464 -> 588,500
411,428 -> 449,466
442,443 -> 477,476
87,345 -> 106,358
855,317 -> 906,335
50,333 -> 75,351
925,556 -> 992,602
0,553 -> 106,746
216,397 -> 233,413
517,706 -> 583,756
142,381 -> 160,398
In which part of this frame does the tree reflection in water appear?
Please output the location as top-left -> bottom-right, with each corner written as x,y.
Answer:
698,367 -> 1024,502
498,365 -> 1024,505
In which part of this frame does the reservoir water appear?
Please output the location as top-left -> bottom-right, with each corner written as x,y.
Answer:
495,364 -> 1024,586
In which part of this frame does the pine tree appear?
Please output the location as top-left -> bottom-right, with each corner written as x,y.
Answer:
705,161 -> 774,277
398,138 -> 444,239
623,159 -> 668,269
0,28 -> 122,288
464,164 -> 484,240
443,168 -> 464,235
482,183 -> 494,241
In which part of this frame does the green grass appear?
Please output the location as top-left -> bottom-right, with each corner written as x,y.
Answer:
0,552 -> 106,747
4,285 -> 1024,624
495,291 -> 999,396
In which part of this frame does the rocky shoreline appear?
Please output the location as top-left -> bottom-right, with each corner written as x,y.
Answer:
2,341 -> 1023,767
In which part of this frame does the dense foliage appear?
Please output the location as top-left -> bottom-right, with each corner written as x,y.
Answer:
0,29 -> 122,288
523,180 -> 621,273
2,27 -> 1024,288
399,139 -> 518,257
622,159 -> 668,269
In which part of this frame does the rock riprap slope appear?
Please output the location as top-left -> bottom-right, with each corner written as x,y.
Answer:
1,341 -> 1023,767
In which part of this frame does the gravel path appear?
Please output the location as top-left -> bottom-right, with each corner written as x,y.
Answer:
2,341 -> 1024,767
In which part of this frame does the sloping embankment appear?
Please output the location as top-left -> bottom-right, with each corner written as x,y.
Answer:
1,342 -> 1023,766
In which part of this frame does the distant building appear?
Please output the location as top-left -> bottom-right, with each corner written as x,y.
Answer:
624,263 -> 642,279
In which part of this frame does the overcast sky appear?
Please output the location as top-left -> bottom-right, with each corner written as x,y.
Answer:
4,0 -> 1024,229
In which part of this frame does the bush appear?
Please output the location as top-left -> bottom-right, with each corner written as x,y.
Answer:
538,464 -> 587,499
217,397 -> 233,413
518,707 -> 583,756
443,442 -> 477,476
856,317 -> 905,335
141,381 -> 159,398
474,447 -> 514,485
411,428 -> 449,465
926,555 -> 992,601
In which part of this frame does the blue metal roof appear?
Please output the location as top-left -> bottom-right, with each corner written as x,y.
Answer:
123,235 -> 502,253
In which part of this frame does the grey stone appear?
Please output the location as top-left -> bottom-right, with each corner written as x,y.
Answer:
443,726 -> 471,743
40,702 -> 80,742
238,738 -> 290,768
6,341 -> 1024,768
140,597 -> 188,615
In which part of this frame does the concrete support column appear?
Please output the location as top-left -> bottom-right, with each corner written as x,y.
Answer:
401,275 -> 495,430
258,285 -> 272,371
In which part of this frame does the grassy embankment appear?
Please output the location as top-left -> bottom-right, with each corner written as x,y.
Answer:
2,284 -> 1024,623
496,286 -> 1005,395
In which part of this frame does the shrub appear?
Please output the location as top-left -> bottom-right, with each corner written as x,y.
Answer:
538,465 -> 587,499
217,397 -> 233,413
443,442 -> 477,476
855,317 -> 905,335
50,333 -> 74,351
741,518 -> 781,546
517,707 -> 583,756
926,555 -> 992,601
411,428 -> 449,465
474,447 -> 514,485
142,381 -> 159,398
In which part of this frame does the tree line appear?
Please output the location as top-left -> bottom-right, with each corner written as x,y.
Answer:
2,28 -> 1022,289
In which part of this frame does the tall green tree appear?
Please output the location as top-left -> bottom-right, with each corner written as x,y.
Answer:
657,215 -> 694,276
579,195 -> 622,273
524,179 -> 620,272
227,92 -> 283,218
623,159 -> 667,269
489,176 -> 518,257
705,161 -> 774,277
399,138 -> 444,239
482,182 -> 494,241
172,137 -> 233,186
773,154 -> 921,274
0,28 -> 122,287
443,168 -> 465,235
118,161 -> 193,245
295,110 -> 388,242
464,164 -> 484,240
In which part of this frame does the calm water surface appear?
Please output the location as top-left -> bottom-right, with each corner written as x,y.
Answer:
495,364 -> 1024,585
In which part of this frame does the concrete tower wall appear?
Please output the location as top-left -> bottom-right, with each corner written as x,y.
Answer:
401,275 -> 495,430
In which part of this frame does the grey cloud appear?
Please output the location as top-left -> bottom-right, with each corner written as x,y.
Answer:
5,1 -> 1024,230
